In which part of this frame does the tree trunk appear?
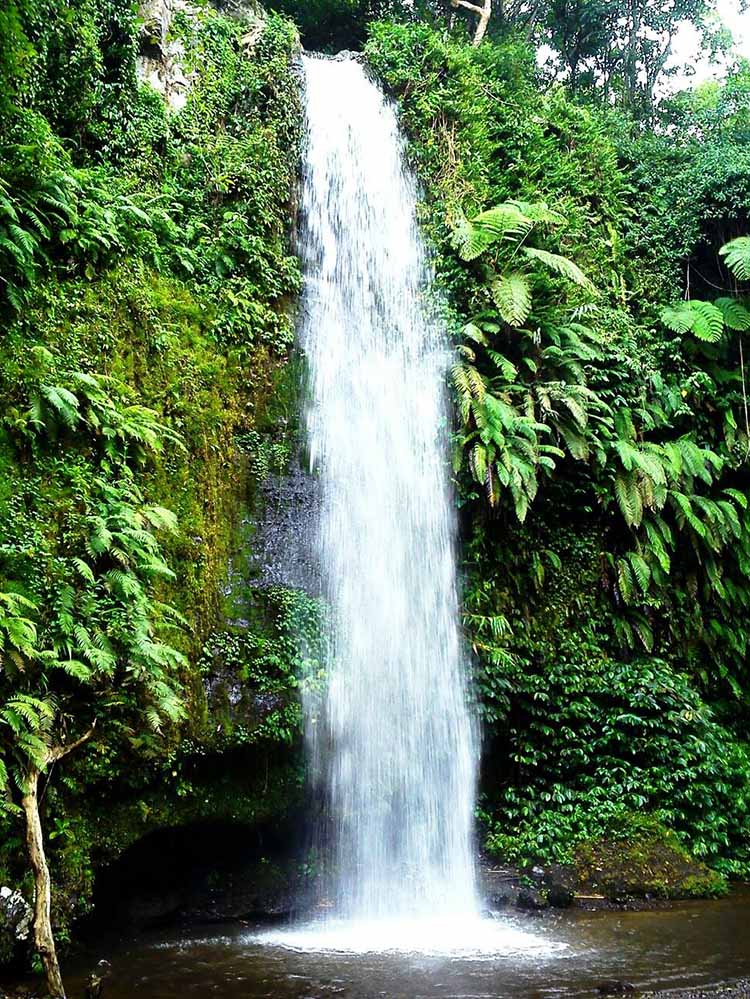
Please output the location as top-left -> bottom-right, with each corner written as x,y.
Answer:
472,0 -> 492,45
21,766 -> 66,999
451,0 -> 492,46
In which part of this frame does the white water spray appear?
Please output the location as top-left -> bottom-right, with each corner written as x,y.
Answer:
298,53 -> 478,930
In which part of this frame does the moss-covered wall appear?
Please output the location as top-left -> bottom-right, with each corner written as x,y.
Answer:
0,0 -> 316,962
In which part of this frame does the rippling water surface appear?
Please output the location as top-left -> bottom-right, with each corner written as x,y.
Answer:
54,890 -> 750,998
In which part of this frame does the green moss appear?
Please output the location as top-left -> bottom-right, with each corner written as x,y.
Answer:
574,818 -> 728,900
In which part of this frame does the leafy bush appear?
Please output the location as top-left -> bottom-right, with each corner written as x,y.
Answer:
0,0 -> 306,964
481,654 -> 750,873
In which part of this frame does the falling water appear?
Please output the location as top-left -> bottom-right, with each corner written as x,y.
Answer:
297,53 -> 479,936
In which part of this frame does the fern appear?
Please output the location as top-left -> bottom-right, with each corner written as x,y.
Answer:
512,201 -> 566,225
689,301 -> 726,342
616,558 -> 635,603
453,203 -> 534,261
720,236 -> 750,281
615,471 -> 644,528
491,273 -> 532,326
523,247 -> 595,289
714,296 -> 750,331
661,300 -> 725,342
627,551 -> 651,593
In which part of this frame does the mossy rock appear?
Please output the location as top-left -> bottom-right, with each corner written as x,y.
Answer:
574,820 -> 727,900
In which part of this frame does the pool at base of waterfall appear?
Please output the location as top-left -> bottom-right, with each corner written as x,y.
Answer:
34,889 -> 750,999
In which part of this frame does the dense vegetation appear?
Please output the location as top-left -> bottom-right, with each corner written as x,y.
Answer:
2,0 -> 750,992
364,18 -> 750,877
0,0 -> 311,990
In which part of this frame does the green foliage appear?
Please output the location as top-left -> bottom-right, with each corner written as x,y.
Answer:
0,0 -> 305,960
368,19 -> 750,875
720,236 -> 750,281
0,0 -> 139,152
450,200 -> 597,515
0,341 -> 188,811
480,651 -> 750,873
621,62 -> 750,305
661,300 -> 726,342
543,0 -> 712,114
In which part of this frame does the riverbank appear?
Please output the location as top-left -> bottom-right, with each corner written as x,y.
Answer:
647,983 -> 750,998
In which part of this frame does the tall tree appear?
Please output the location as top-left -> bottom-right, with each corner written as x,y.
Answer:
546,0 -> 711,111
547,0 -> 617,91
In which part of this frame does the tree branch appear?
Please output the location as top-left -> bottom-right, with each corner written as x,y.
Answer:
452,0 -> 492,45
47,723 -> 96,764
451,0 -> 485,14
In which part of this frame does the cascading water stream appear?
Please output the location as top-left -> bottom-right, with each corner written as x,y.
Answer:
298,53 -> 479,932
261,53 -> 560,955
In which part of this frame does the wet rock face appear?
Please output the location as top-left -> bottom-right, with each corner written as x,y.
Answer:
0,887 -> 31,965
175,854 -> 314,923
92,820 -> 314,930
515,887 -> 550,911
136,0 -> 194,110
136,0 -> 267,111
246,462 -> 322,596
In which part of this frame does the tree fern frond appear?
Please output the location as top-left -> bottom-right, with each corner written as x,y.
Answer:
715,296 -> 750,331
689,301 -> 726,342
720,237 -> 750,281
452,204 -> 534,261
491,272 -> 532,326
512,201 -> 566,225
615,471 -> 643,527
523,246 -> 595,289
661,300 -> 724,342
628,551 -> 651,593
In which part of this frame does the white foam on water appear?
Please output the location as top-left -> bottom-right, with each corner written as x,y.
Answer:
259,916 -> 567,959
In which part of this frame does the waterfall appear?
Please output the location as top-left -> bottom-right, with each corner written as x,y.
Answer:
298,53 -> 479,929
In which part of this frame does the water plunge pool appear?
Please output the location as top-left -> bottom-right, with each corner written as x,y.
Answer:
53,889 -> 750,998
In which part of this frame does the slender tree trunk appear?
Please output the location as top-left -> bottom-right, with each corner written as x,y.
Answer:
18,730 -> 94,999
472,0 -> 491,45
21,765 -> 66,999
451,0 -> 492,46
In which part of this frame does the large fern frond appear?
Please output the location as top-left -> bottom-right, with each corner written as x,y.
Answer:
491,272 -> 532,326
523,247 -> 595,290
452,204 -> 534,261
661,300 -> 725,342
714,296 -> 750,331
720,237 -> 750,281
